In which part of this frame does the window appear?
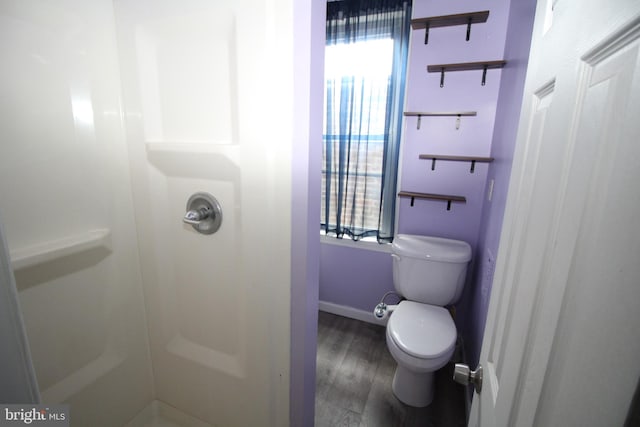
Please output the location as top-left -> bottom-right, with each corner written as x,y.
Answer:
322,38 -> 393,234
321,0 -> 412,243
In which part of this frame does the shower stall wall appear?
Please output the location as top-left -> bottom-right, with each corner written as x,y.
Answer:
113,1 -> 293,425
0,0 -> 296,425
0,2 -> 154,425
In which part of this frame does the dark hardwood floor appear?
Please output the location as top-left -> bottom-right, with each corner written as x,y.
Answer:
315,311 -> 467,427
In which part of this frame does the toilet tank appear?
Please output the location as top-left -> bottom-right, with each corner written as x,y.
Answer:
392,234 -> 472,306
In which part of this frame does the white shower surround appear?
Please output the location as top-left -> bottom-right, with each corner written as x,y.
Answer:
0,0 -> 297,425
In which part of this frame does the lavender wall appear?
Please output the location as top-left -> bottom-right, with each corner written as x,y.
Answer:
320,0 -> 512,318
397,0 -> 510,247
319,244 -> 393,312
319,0 -> 536,376
458,0 -> 537,370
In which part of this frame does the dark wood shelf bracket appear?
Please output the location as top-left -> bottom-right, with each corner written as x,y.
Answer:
427,60 -> 507,87
404,111 -> 477,130
411,11 -> 490,45
419,154 -> 494,173
398,191 -> 466,211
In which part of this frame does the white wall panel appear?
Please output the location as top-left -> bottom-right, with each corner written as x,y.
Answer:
114,0 -> 293,425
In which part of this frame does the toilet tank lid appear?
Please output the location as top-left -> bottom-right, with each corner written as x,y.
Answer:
392,234 -> 472,263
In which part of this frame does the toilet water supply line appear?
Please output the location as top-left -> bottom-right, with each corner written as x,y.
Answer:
373,291 -> 403,321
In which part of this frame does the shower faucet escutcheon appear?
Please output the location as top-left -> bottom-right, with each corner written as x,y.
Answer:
183,192 -> 223,235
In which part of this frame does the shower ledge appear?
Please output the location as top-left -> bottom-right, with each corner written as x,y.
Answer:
10,228 -> 112,270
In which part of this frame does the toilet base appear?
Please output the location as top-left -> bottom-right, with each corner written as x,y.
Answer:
391,365 -> 435,407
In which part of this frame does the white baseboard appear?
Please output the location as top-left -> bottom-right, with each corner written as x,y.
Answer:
318,300 -> 387,326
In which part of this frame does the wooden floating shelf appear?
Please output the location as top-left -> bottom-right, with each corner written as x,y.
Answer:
398,191 -> 466,211
411,10 -> 490,44
419,154 -> 494,173
403,112 -> 477,117
427,60 -> 507,87
427,60 -> 507,73
403,111 -> 477,130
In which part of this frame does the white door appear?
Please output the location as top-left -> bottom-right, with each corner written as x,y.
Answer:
470,0 -> 640,425
113,1 -> 293,426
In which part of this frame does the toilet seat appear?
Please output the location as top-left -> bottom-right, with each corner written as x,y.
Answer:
388,301 -> 456,360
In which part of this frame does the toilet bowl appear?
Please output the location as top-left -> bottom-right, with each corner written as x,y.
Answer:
386,301 -> 457,407
376,234 -> 471,407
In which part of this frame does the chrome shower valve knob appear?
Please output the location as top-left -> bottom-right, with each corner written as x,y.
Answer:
183,192 -> 223,235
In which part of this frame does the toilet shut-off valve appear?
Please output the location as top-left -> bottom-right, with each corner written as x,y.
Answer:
373,303 -> 397,321
374,291 -> 402,321
374,302 -> 387,319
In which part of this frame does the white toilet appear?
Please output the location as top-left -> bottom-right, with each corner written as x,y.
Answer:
378,234 -> 471,407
